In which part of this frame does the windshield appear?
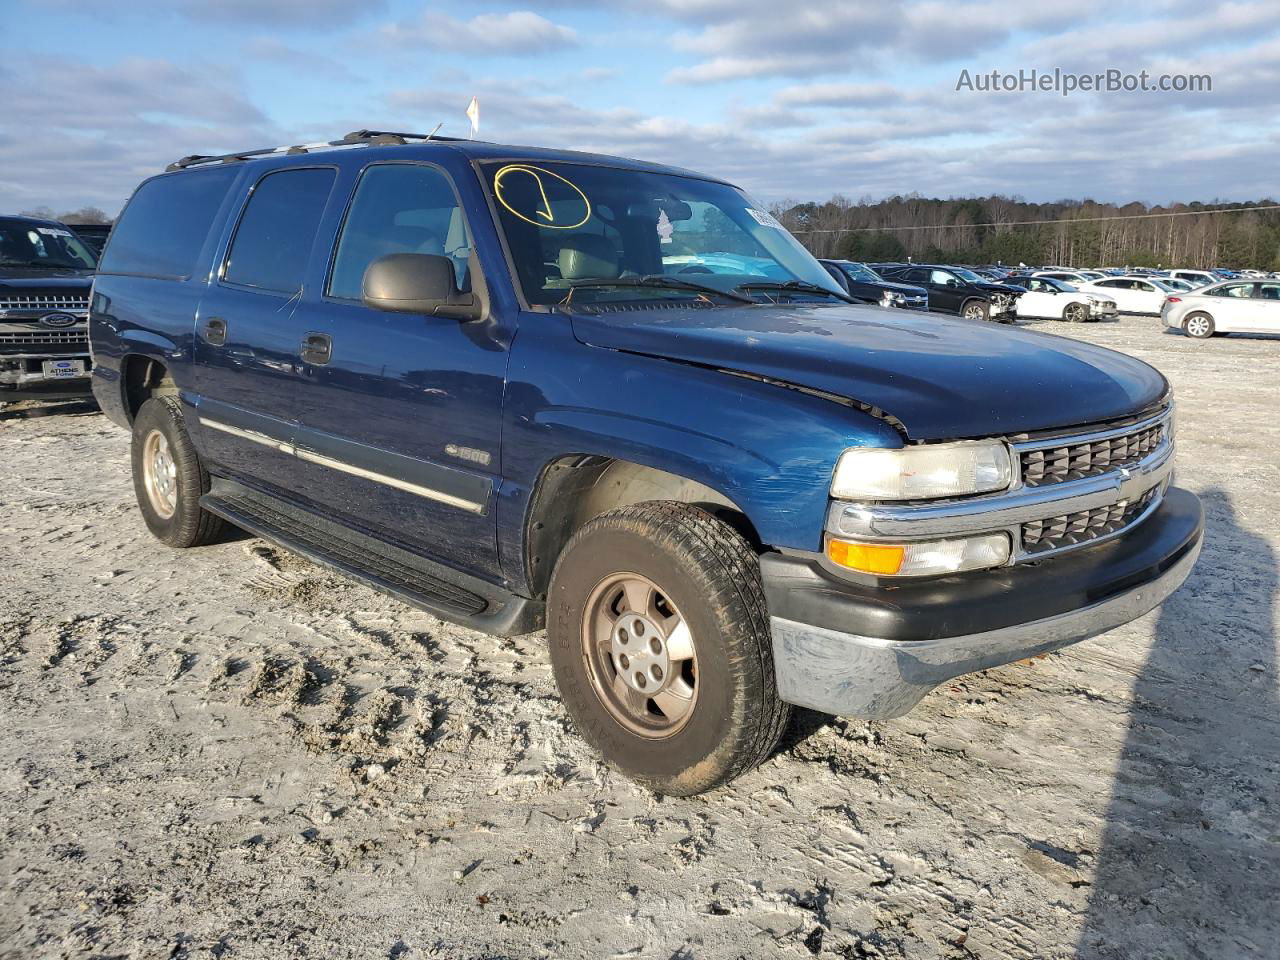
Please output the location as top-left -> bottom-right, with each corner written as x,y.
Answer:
951,267 -> 986,283
481,161 -> 844,306
0,218 -> 98,270
838,261 -> 883,283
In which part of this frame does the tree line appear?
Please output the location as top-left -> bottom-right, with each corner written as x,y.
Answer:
19,206 -> 113,225
771,195 -> 1280,270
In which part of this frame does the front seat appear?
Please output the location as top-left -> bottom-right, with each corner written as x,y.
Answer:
559,234 -> 620,282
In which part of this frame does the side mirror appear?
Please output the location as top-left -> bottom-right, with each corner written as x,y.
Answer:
362,253 -> 481,320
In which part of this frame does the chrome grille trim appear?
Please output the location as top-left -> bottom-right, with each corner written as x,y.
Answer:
1021,484 -> 1164,557
0,330 -> 89,346
0,294 -> 90,313
1012,407 -> 1172,487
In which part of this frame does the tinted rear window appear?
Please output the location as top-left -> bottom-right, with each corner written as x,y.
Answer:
99,167 -> 238,279
223,167 -> 336,294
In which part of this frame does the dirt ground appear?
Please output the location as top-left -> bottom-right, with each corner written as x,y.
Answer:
1,316 -> 1277,960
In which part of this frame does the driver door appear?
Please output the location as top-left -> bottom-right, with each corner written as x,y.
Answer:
284,160 -> 509,577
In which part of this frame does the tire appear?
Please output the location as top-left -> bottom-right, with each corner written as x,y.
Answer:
547,501 -> 790,795
131,396 -> 224,547
1183,312 -> 1215,339
1063,302 -> 1089,323
961,300 -> 990,322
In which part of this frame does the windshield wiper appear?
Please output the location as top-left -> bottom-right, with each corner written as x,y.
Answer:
564,275 -> 755,304
734,280 -> 853,302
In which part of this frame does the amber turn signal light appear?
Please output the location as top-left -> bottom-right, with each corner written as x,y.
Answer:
826,539 -> 905,575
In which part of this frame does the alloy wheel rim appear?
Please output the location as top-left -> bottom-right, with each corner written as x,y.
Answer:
581,572 -> 698,738
1187,317 -> 1209,336
965,304 -> 984,320
142,429 -> 178,519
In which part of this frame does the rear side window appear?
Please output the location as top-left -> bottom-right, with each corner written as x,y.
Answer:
99,167 -> 238,279
327,164 -> 471,301
224,168 -> 336,294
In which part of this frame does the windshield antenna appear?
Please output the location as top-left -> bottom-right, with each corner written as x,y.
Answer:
424,122 -> 443,141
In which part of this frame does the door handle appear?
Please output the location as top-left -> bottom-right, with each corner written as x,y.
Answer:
203,317 -> 227,346
300,332 -> 332,365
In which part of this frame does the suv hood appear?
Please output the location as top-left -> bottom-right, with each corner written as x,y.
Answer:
570,303 -> 1167,441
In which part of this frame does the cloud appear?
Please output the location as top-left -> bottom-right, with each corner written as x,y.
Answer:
21,0 -> 387,28
0,56 -> 280,215
377,10 -> 578,56
660,0 -> 1114,83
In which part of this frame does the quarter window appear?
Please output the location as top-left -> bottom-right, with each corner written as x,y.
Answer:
1256,283 -> 1280,301
328,164 -> 471,301
100,166 -> 238,279
224,168 -> 336,294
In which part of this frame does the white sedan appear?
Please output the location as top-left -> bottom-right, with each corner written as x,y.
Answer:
1163,279 -> 1280,339
1076,275 -> 1176,314
1014,276 -> 1117,322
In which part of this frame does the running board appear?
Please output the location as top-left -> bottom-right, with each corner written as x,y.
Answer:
201,478 -> 543,637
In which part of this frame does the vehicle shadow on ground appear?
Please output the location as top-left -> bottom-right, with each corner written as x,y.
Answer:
0,399 -> 100,421
1078,488 -> 1279,957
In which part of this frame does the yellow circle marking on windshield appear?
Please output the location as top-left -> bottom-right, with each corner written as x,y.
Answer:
494,164 -> 592,230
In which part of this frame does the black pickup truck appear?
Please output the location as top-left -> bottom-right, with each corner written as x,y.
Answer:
0,215 -> 97,403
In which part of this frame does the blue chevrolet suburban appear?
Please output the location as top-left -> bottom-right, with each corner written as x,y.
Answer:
90,131 -> 1203,795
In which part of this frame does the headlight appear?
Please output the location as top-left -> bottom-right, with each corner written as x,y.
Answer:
881,290 -> 905,306
827,532 -> 1011,577
831,440 -> 1013,500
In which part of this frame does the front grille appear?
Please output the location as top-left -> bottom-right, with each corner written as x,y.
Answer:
1021,421 -> 1165,486
1022,486 -> 1160,554
0,330 -> 89,346
0,294 -> 90,312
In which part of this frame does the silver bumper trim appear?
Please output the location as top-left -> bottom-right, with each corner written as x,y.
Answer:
769,533 -> 1201,720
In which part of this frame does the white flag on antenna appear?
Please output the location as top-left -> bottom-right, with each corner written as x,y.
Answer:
466,96 -> 479,138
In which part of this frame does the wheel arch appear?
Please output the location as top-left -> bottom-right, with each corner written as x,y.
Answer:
121,353 -> 178,423
522,455 -> 760,600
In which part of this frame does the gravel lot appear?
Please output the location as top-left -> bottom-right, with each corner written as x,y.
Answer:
1,316 -> 1277,960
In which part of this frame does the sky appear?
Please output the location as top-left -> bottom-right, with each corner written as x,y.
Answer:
2,0 -> 1278,217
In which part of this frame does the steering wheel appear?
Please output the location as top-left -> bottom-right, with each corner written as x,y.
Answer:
677,266 -> 714,275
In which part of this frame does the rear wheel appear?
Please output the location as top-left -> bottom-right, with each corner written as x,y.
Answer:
547,501 -> 790,795
961,300 -> 990,322
1063,301 -> 1089,323
131,396 -> 224,547
1183,312 -> 1215,339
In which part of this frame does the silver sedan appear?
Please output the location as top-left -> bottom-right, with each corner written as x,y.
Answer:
1162,279 -> 1280,339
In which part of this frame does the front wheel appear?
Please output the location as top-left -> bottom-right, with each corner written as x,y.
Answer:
962,300 -> 990,322
1063,302 -> 1089,323
131,396 -> 224,547
1183,312 -> 1215,339
547,502 -> 790,795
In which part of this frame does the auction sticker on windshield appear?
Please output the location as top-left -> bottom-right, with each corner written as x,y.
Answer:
745,207 -> 783,229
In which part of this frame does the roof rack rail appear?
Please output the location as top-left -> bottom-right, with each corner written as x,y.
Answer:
165,129 -> 466,172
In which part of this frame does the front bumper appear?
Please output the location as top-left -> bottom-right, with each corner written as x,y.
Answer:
0,353 -> 93,400
763,486 -> 1203,719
